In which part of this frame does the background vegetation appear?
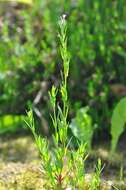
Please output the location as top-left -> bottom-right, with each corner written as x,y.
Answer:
1,0 -> 126,143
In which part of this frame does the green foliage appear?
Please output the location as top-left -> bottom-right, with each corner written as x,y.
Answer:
70,143 -> 88,188
111,97 -> 126,152
25,15 -> 104,190
0,115 -> 24,134
1,0 -> 126,135
25,16 -> 88,189
1,0 -> 126,148
89,159 -> 103,190
70,107 -> 93,149
49,15 -> 70,149
25,110 -> 56,188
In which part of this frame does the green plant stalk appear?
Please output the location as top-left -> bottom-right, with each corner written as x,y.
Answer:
89,159 -> 103,190
26,16 -> 88,190
26,15 -> 71,189
49,15 -> 70,188
58,14 -> 70,148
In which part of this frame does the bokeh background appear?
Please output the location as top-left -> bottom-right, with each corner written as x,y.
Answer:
0,0 -> 126,144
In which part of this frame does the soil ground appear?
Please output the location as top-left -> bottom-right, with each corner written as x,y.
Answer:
0,133 -> 126,189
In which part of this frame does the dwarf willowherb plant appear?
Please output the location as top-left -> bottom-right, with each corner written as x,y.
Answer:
25,15 -> 102,190
89,159 -> 103,190
49,14 -> 70,149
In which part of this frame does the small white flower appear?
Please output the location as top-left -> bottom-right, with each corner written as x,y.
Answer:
62,14 -> 67,20
59,14 -> 67,26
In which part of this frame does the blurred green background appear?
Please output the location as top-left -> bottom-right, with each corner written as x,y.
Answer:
0,0 -> 126,141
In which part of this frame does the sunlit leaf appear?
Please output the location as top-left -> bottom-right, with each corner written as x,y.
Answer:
111,97 -> 126,152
